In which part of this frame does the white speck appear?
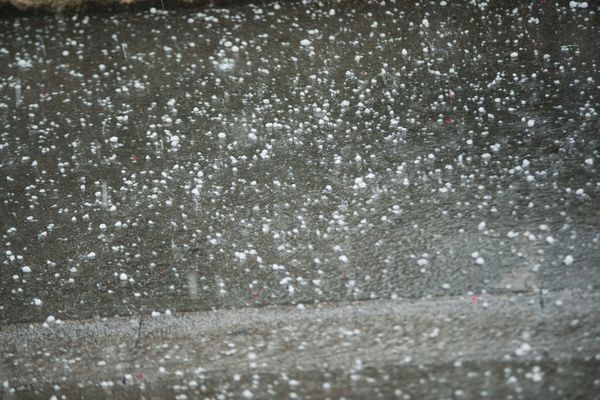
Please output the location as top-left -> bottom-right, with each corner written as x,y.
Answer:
109,136 -> 118,143
119,273 -> 128,281
584,158 -> 593,166
510,52 -> 519,58
563,255 -> 574,266
22,266 -> 32,273
99,223 -> 107,231
218,132 -> 227,139
33,298 -> 43,306
531,366 -> 544,382
300,39 -> 311,47
46,315 -> 56,323
339,255 -> 349,263
527,120 -> 535,127
421,18 -> 430,28
87,252 -> 96,260
242,389 -> 253,398
475,257 -> 485,265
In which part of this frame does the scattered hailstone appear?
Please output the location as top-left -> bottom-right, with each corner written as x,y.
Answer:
22,266 -> 32,273
300,39 -> 311,47
119,273 -> 128,281
87,252 -> 96,259
510,52 -> 519,58
515,342 -> 532,356
109,136 -> 118,143
527,120 -> 535,127
563,255 -> 574,266
33,298 -> 43,306
218,132 -> 227,139
339,255 -> 349,263
421,18 -> 430,28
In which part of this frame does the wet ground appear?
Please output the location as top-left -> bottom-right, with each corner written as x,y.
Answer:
1,0 -> 599,325
0,0 -> 599,397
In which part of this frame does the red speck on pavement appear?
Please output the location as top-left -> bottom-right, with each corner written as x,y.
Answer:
130,155 -> 140,162
135,371 -> 144,380
471,295 -> 479,304
251,292 -> 260,299
444,116 -> 454,125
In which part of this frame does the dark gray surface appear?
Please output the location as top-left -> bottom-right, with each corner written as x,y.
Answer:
1,1 -> 600,397
1,0 -> 599,325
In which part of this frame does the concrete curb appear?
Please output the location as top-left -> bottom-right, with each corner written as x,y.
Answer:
2,289 -> 599,397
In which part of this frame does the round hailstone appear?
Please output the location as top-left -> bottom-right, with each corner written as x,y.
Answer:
563,255 -> 574,266
217,132 -> 227,139
300,39 -> 311,47
510,52 -> 518,58
120,273 -> 128,281
109,136 -> 118,143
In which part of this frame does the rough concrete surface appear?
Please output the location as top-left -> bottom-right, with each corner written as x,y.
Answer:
2,289 -> 600,398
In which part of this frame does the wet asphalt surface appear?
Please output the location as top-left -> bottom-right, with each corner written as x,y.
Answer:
0,0 -> 599,397
1,0 -> 599,325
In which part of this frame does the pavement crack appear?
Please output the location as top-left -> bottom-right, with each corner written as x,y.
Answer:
134,314 -> 144,348
539,287 -> 545,310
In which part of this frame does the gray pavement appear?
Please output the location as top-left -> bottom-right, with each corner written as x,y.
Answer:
3,289 -> 600,398
1,0 -> 599,397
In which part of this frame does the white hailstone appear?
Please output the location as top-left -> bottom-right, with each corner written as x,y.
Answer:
339,255 -> 349,263
33,298 -> 43,306
510,52 -> 518,58
99,223 -> 107,231
87,252 -> 96,259
218,132 -> 227,139
109,136 -> 118,143
119,273 -> 128,281
22,266 -> 32,273
527,120 -> 535,127
300,39 -> 311,47
563,255 -> 574,266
